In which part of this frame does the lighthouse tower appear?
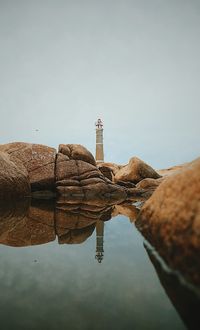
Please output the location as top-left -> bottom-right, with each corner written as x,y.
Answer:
95,118 -> 104,163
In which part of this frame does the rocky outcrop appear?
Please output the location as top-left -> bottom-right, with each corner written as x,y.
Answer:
0,152 -> 30,199
56,146 -> 127,204
0,142 -> 56,191
114,157 -> 161,184
136,158 -> 200,286
58,144 -> 96,166
0,142 -> 161,203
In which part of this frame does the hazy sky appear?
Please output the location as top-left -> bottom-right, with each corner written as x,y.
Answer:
0,0 -> 199,168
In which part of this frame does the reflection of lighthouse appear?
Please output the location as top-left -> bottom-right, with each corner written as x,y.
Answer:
95,220 -> 104,263
95,118 -> 104,163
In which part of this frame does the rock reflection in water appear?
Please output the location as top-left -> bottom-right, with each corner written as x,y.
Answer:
145,242 -> 200,330
0,199 -> 139,249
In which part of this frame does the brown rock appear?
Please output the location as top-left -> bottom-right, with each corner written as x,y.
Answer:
98,162 -> 123,176
58,144 -> 96,166
56,151 -> 127,205
98,165 -> 113,181
0,152 -> 30,199
136,177 -> 164,190
136,158 -> 200,286
0,142 -> 56,191
115,157 -> 161,184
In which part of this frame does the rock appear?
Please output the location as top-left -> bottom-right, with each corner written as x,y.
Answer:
98,162 -> 123,177
136,177 -> 164,190
98,165 -> 113,181
115,157 -> 161,184
0,142 -> 56,191
116,180 -> 136,188
58,144 -> 96,166
136,158 -> 200,286
0,152 -> 30,199
56,150 -> 127,205
157,163 -> 188,177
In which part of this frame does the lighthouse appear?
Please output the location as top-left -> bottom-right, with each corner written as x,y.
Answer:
95,118 -> 104,163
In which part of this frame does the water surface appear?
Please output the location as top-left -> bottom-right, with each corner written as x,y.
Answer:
0,200 -> 186,330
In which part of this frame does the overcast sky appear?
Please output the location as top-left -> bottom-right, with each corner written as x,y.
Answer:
0,0 -> 199,168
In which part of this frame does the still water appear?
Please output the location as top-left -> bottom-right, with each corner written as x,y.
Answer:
0,200 -> 186,330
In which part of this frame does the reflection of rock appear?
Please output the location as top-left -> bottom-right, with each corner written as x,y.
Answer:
115,157 -> 161,184
0,199 -> 55,247
145,242 -> 200,330
0,197 -> 146,247
0,199 -> 115,247
112,203 -> 139,223
136,158 -> 200,286
0,152 -> 30,199
0,142 -> 56,191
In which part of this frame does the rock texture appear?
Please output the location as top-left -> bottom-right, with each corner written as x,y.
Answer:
0,142 -> 160,202
0,142 -> 56,191
58,144 -> 96,166
115,157 -> 161,184
136,158 -> 200,286
56,146 -> 127,204
0,152 -> 30,199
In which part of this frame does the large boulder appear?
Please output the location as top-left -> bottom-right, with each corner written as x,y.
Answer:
136,158 -> 200,286
0,142 -> 56,191
115,157 -> 161,184
58,144 -> 96,166
56,146 -> 127,205
0,152 -> 30,199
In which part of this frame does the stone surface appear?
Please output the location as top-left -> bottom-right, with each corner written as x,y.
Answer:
56,150 -> 127,204
136,158 -> 200,286
98,162 -> 123,177
0,142 -> 56,191
0,152 -> 30,199
98,165 -> 113,181
58,144 -> 96,166
115,157 -> 161,184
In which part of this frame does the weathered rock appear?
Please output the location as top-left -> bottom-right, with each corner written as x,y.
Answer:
56,149 -> 127,204
0,142 -> 56,191
115,157 -> 161,184
98,165 -> 113,181
157,163 -> 188,177
136,158 -> 200,286
0,152 -> 30,199
58,144 -> 96,166
98,162 -> 123,177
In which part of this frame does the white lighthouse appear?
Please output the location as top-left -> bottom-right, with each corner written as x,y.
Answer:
95,118 -> 104,163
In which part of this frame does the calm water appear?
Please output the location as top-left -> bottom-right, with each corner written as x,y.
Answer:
0,200 -> 187,330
